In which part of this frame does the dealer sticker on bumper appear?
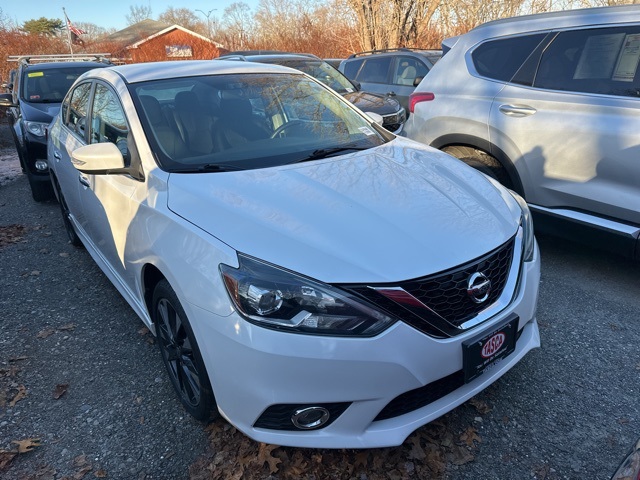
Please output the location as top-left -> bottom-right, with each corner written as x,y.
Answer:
462,314 -> 518,383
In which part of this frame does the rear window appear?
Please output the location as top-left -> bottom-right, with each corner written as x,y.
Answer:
472,34 -> 546,82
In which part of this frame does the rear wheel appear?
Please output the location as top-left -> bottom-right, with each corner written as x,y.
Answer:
153,280 -> 217,422
443,146 -> 513,189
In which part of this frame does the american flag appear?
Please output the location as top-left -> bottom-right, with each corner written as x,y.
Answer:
65,13 -> 85,38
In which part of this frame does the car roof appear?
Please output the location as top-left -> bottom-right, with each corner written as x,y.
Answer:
85,60 -> 302,84
219,53 -> 320,63
346,48 -> 442,59
465,4 -> 640,41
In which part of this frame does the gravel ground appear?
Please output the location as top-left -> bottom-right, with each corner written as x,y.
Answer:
0,124 -> 638,479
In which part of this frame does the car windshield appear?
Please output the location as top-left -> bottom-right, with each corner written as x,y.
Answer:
131,72 -> 386,173
276,60 -> 357,95
22,66 -> 97,103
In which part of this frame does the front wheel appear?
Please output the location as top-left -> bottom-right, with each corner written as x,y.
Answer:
53,177 -> 83,247
443,146 -> 513,189
152,280 -> 217,421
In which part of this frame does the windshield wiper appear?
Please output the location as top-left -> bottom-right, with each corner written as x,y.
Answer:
296,145 -> 371,163
173,163 -> 244,173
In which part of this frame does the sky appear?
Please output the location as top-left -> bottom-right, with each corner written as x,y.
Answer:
2,0 -> 260,31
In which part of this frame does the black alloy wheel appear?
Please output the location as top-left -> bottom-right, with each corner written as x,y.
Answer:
53,176 -> 83,247
152,280 -> 216,421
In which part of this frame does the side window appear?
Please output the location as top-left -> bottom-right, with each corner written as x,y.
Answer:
534,26 -> 640,97
342,59 -> 363,80
356,57 -> 392,83
393,56 -> 429,86
91,84 -> 130,164
472,34 -> 546,82
65,82 -> 92,140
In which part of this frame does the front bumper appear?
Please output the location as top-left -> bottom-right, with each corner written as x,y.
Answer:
188,243 -> 540,448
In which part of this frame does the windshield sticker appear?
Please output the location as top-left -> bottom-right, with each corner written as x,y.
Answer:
612,34 -> 640,82
27,72 -> 44,78
346,88 -> 354,93
359,127 -> 375,136
29,95 -> 41,100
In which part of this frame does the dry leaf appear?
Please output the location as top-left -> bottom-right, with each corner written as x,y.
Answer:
53,384 -> 69,399
30,270 -> 41,276
58,324 -> 76,331
468,397 -> 492,414
408,434 -> 426,460
618,417 -> 630,425
9,385 -> 27,407
257,443 -> 281,474
450,445 -> 475,465
12,438 -> 41,453
9,356 -> 28,362
460,426 -> 482,447
37,328 -> 56,339
0,450 -> 17,472
74,465 -> 93,479
73,454 -> 90,468
138,327 -> 150,335
94,469 -> 107,478
59,252 -> 70,257
354,450 -> 369,468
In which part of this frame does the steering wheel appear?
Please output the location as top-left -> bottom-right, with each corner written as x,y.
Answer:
270,119 -> 304,139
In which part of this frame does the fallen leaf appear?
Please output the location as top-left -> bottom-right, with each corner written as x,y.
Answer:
0,450 -> 17,472
73,454 -> 90,468
74,465 -> 93,479
450,445 -> 475,465
618,417 -> 630,425
468,397 -> 492,414
354,450 -> 369,468
138,327 -> 150,336
0,225 -> 27,248
460,426 -> 482,447
12,438 -> 41,453
59,252 -> 70,257
257,443 -> 281,474
532,463 -> 550,479
94,469 -> 107,478
9,385 -> 27,407
37,328 -> 56,339
30,270 -> 41,276
408,434 -> 426,460
9,356 -> 28,362
58,324 -> 76,331
53,384 -> 69,399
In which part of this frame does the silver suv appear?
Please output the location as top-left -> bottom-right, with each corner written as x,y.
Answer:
406,5 -> 640,259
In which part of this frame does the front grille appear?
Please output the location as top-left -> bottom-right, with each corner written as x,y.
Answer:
254,402 -> 351,431
403,238 -> 514,326
345,237 -> 516,338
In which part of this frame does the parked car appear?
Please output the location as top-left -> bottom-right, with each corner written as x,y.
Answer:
405,5 -> 640,259
339,48 -> 442,112
217,52 -> 407,134
323,58 -> 344,69
47,59 -> 540,448
0,55 -> 111,201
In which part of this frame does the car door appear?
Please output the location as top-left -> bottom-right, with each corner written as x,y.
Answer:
50,81 -> 93,229
489,25 -> 640,226
78,81 -> 144,293
344,56 -> 394,98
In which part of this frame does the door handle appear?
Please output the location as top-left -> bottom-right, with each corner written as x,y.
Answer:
499,104 -> 537,117
78,174 -> 90,188
53,151 -> 61,161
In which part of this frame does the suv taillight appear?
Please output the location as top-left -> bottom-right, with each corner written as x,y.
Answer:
409,92 -> 435,113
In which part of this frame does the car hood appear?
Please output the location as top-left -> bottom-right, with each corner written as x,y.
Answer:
343,91 -> 401,116
20,101 -> 60,123
167,138 -> 520,283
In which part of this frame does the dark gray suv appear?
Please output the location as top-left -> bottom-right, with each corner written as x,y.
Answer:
339,48 -> 442,112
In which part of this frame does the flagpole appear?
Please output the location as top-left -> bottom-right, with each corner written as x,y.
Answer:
63,8 -> 74,55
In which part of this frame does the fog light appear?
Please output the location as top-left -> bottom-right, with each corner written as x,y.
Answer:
291,406 -> 330,430
35,160 -> 48,171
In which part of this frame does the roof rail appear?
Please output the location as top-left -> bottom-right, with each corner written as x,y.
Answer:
347,48 -> 427,58
8,54 -> 113,65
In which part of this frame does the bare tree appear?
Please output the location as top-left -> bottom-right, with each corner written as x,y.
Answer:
158,7 -> 205,33
126,4 -> 153,26
220,2 -> 254,49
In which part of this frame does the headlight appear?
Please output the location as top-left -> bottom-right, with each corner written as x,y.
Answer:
509,190 -> 535,262
220,254 -> 397,336
24,121 -> 48,137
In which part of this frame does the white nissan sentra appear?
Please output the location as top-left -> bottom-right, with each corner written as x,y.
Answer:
47,60 -> 540,448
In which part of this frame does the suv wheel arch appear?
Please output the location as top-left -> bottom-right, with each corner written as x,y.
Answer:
431,134 -> 524,197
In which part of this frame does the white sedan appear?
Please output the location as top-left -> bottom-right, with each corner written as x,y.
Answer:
47,60 -> 540,448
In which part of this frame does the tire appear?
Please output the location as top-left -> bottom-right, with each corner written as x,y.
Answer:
53,177 -> 83,248
152,280 -> 217,422
443,146 -> 514,190
27,171 -> 55,202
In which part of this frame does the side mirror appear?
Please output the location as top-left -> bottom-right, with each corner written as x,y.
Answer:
413,76 -> 424,87
0,93 -> 17,108
364,111 -> 384,126
71,142 -> 126,174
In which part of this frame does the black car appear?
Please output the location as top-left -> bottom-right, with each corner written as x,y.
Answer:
216,52 -> 407,134
0,55 -> 110,201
